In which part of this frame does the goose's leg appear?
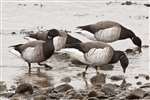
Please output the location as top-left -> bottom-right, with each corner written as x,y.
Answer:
28,63 -> 31,74
82,65 -> 89,78
94,66 -> 99,74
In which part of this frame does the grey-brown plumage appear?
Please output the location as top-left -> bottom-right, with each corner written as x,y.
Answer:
26,30 -> 81,51
77,21 -> 142,52
61,41 -> 129,76
10,29 -> 60,74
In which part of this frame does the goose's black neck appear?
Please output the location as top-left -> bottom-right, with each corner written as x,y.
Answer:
109,50 -> 124,64
119,26 -> 136,40
43,38 -> 54,59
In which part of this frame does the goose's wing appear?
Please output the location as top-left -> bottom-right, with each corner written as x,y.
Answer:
84,47 -> 113,65
19,40 -> 45,52
80,41 -> 112,53
77,21 -> 120,33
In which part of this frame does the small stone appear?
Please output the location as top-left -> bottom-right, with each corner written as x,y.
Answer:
15,83 -> 33,94
88,91 -> 97,97
54,84 -> 73,93
136,81 -> 142,85
126,88 -> 146,99
61,77 -> 71,83
145,75 -> 149,80
134,76 -> 139,79
144,96 -> 150,99
11,32 -> 16,35
34,95 -> 47,100
88,97 -> 99,100
90,73 -> 106,87
110,75 -> 125,81
48,92 -> 63,99
101,84 -> 118,96
140,83 -> 150,88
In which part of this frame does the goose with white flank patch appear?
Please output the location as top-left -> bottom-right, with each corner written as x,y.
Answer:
59,41 -> 129,77
9,29 -> 60,74
25,29 -> 82,51
77,21 -> 142,53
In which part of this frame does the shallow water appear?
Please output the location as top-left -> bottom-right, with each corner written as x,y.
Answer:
0,1 -> 149,93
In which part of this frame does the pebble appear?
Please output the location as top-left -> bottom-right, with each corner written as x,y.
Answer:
15,83 -> 33,94
101,84 -> 118,96
54,84 -> 73,93
126,88 -> 146,99
145,75 -> 149,80
34,95 -> 47,100
110,75 -> 125,81
88,97 -> 99,100
61,77 -> 71,83
134,76 -> 139,79
136,81 -> 142,85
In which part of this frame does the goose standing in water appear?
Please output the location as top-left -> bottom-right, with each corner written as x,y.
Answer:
25,29 -> 82,51
10,29 -> 60,74
77,21 -> 142,53
58,41 -> 129,77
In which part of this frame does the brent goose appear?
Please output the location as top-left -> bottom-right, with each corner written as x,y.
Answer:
26,30 -> 82,51
10,29 -> 60,74
77,21 -> 142,53
59,41 -> 129,77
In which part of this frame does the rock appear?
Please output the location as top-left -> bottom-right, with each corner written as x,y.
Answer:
126,88 -> 146,99
101,84 -> 119,96
134,76 -> 139,79
144,95 -> 150,99
136,81 -> 142,85
0,81 -> 7,92
121,1 -> 135,5
145,75 -> 149,80
88,91 -> 97,97
64,89 -> 83,99
61,77 -> 71,83
54,84 -> 73,93
40,87 -> 54,95
0,92 -> 14,98
140,83 -> 150,88
48,92 -> 63,99
88,97 -> 99,100
11,32 -> 16,35
15,83 -> 33,94
110,75 -> 125,81
34,95 -> 47,100
79,90 -> 88,96
90,73 -> 106,87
